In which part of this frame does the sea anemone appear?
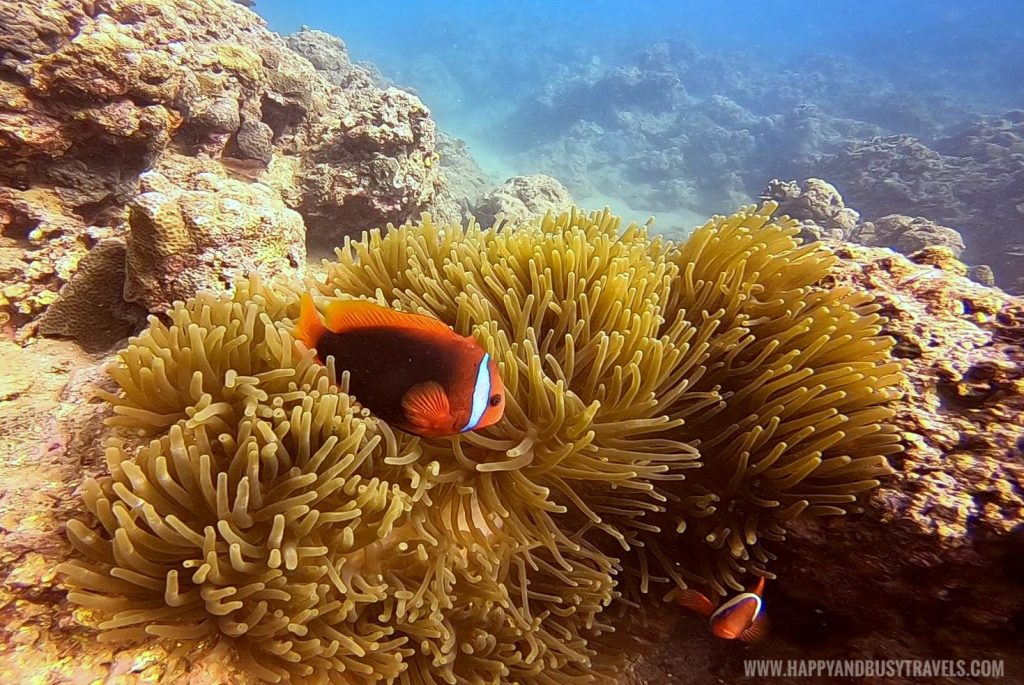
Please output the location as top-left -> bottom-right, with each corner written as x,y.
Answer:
58,203 -> 903,683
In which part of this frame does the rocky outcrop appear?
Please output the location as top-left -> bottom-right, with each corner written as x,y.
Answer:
471,174 -> 572,228
766,178 -> 972,268
497,35 -> 986,222
853,214 -> 966,258
809,113 -> 1024,288
811,135 -> 964,225
281,26 -> 452,240
284,27 -> 378,91
123,165 -> 305,313
761,177 -> 859,244
1,0 -> 449,328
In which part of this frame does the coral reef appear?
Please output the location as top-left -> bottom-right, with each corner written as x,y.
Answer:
36,240 -> 145,352
765,178 -> 970,266
810,135 -> 963,225
294,85 -> 444,244
123,166 -> 305,313
853,214 -> 966,258
56,204 -> 902,682
284,28 -> 379,92
470,174 -> 572,227
281,26 -> 454,239
496,36 -> 989,220
434,132 -> 497,222
762,243 -> 1024,679
761,178 -> 859,244
0,0 -> 450,326
808,113 -> 1024,287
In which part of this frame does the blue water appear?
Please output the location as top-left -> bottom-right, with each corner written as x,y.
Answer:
257,0 -> 1024,106
255,0 -> 1024,269
258,1 -> 1019,64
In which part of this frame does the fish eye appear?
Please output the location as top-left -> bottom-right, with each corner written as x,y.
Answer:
489,394 -> 502,407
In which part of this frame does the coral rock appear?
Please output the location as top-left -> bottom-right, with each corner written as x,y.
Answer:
761,177 -> 860,243
773,243 -> 1024,675
855,213 -> 967,258
37,241 -> 145,352
968,264 -> 996,286
471,174 -> 573,227
296,86 -> 446,245
1,0 -> 451,326
811,115 -> 1024,285
124,168 -> 305,313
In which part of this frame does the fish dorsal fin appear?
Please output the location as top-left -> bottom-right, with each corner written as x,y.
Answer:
323,299 -> 454,336
671,588 -> 717,617
402,381 -> 452,432
739,613 -> 769,643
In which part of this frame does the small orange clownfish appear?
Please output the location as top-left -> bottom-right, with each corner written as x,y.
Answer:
671,577 -> 768,642
294,294 -> 505,438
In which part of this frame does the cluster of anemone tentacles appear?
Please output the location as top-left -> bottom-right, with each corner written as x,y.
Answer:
58,203 -> 903,683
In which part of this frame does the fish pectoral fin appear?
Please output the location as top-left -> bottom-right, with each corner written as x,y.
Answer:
739,614 -> 769,643
402,382 -> 452,431
323,298 -> 453,336
669,587 -> 717,617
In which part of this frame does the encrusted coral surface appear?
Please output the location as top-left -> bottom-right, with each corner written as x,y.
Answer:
765,178 -> 971,270
124,165 -> 306,313
854,214 -> 966,258
761,177 -> 860,244
0,0 -> 449,324
811,115 -> 1024,287
470,174 -> 573,228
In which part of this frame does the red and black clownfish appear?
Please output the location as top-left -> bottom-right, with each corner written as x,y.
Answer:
294,294 -> 505,438
671,577 -> 768,642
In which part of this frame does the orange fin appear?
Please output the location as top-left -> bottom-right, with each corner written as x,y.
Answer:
402,382 -> 452,431
740,614 -> 769,643
296,293 -> 328,353
670,588 -> 717,617
322,299 -> 454,336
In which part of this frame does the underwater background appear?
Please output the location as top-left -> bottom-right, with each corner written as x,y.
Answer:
1,0 -> 1023,683
258,0 -> 1024,253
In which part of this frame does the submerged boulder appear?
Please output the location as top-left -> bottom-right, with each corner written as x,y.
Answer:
853,213 -> 966,258
761,177 -> 860,243
471,174 -> 573,227
124,166 -> 306,313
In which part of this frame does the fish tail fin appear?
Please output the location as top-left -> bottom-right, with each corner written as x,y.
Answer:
669,587 -> 717,617
295,293 -> 327,353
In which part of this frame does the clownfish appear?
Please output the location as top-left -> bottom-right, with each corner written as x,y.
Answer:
294,294 -> 505,438
670,577 -> 768,642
